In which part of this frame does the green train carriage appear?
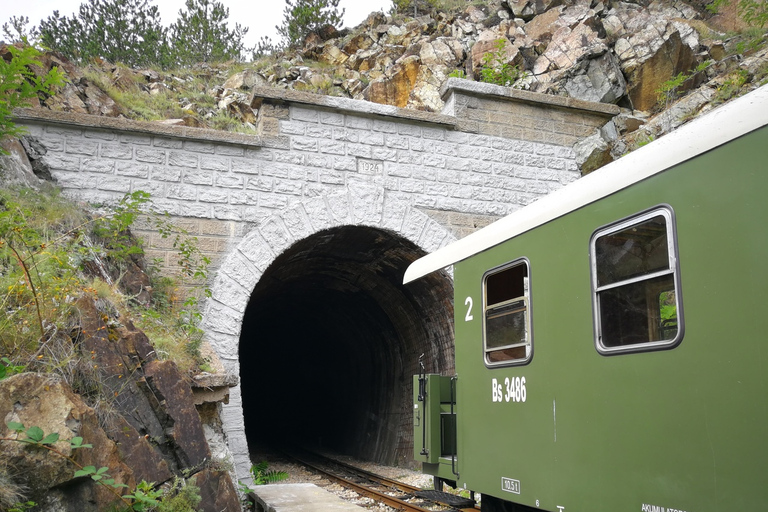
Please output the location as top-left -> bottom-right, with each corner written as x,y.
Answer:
405,84 -> 768,512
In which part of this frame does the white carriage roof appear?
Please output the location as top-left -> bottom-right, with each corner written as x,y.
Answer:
403,84 -> 768,284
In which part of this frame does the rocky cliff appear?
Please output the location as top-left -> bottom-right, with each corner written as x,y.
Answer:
0,292 -> 241,511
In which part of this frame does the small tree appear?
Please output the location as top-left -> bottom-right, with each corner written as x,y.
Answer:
2,16 -> 41,45
167,0 -> 251,65
276,0 -> 345,47
38,0 -> 168,67
0,41 -> 65,152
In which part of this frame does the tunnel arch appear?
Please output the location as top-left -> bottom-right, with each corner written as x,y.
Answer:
203,182 -> 457,480
240,225 -> 455,465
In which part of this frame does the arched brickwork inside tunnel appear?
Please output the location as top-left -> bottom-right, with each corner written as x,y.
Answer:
238,225 -> 454,466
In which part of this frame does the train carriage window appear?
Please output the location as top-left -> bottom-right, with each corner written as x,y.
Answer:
483,260 -> 531,366
590,207 -> 683,354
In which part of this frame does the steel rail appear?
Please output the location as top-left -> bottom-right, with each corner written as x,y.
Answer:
287,452 -> 435,512
282,449 -> 479,512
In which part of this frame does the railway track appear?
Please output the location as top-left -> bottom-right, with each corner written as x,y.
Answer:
281,448 -> 479,512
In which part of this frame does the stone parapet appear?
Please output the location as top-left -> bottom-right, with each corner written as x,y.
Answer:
13,107 -> 285,148
440,78 -> 620,146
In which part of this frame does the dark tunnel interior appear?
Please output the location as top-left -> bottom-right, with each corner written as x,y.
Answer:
239,225 -> 454,466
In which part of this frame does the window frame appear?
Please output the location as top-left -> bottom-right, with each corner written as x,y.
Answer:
590,205 -> 684,355
482,258 -> 533,368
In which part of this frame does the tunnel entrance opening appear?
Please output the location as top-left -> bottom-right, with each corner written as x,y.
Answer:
239,225 -> 454,466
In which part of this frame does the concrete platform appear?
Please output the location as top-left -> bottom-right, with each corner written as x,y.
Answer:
252,483 -> 362,511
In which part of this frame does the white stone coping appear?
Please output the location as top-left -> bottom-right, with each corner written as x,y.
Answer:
13,107 -> 278,147
249,85 -> 460,127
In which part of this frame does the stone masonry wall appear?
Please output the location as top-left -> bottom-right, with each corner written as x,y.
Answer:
15,83 -> 608,273
14,83 -> 617,481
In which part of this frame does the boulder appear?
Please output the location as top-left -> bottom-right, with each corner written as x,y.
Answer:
573,130 -> 613,174
532,20 -> 607,74
562,52 -> 627,103
504,0 -> 564,21
620,29 -> 698,111
0,138 -> 45,188
0,373 -> 135,511
223,69 -> 268,90
364,54 -> 421,108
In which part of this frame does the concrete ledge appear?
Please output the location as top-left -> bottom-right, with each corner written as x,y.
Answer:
250,86 -> 459,128
13,107 -> 281,148
191,372 -> 239,405
251,483 -> 363,511
440,77 -> 621,117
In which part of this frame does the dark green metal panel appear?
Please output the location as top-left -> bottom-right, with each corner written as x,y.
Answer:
452,126 -> 768,511
414,374 -> 459,480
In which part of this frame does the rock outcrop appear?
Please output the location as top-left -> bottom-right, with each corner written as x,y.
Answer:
0,295 -> 239,512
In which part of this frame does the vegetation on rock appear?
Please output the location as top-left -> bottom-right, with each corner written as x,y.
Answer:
0,42 -> 64,150
0,187 -> 211,381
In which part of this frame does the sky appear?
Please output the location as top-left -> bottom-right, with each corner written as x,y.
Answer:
1,0 -> 392,49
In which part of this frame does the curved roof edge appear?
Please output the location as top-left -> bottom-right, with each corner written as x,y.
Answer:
404,84 -> 768,284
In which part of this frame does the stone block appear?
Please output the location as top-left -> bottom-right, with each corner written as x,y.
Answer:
121,133 -> 152,145
99,177 -> 132,192
319,111 -> 345,126
151,167 -> 182,182
200,156 -> 230,171
348,144 -> 372,159
318,140 -> 346,155
183,141 -> 216,154
153,138 -> 183,149
275,151 -> 305,165
47,154 -> 81,171
66,140 -> 99,156
291,106 -> 319,122
84,130 -> 117,141
333,128 -> 360,143
371,147 -> 397,161
345,116 -> 373,130
215,145 -> 245,156
82,159 -> 115,173
213,173 -> 243,189
244,177 -> 273,193
231,159 -> 259,174
212,205 -> 242,221
199,190 -> 230,203
183,169 -> 214,185
319,169 -> 345,185
136,148 -> 167,164
100,143 -> 133,159
333,156 -> 357,171
274,180 -> 303,196
291,137 -> 318,152
169,151 -> 199,168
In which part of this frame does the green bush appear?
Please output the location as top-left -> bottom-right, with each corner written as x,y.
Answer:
479,39 -> 525,87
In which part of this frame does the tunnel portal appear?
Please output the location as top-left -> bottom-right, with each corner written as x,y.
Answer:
239,225 -> 454,466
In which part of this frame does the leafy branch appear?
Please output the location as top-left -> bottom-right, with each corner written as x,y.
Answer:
0,40 -> 64,149
2,421 -> 171,510
2,422 -> 137,507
